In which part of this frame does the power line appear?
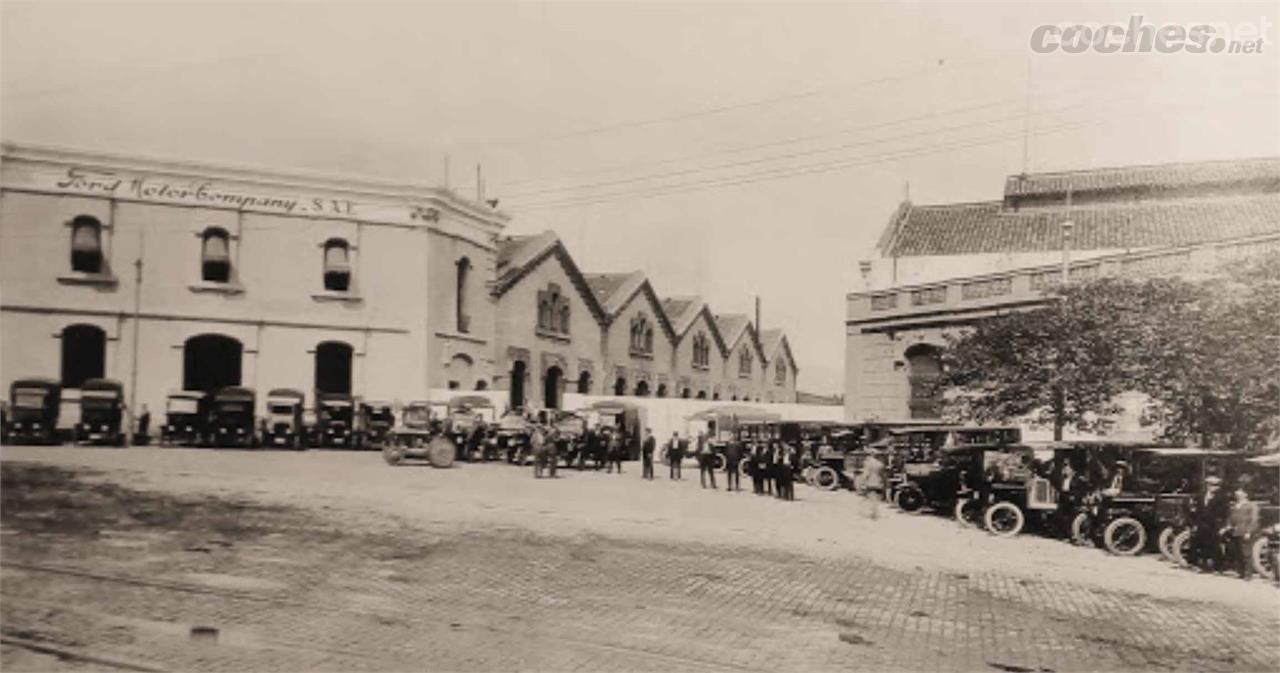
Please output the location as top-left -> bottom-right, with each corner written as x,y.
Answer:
501,86 -> 1153,200
510,93 -> 1267,212
451,51 -> 1020,151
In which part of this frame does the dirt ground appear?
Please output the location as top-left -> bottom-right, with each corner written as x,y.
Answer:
1,446 -> 1277,672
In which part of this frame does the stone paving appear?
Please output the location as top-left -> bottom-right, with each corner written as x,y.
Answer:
1,450 -> 1277,672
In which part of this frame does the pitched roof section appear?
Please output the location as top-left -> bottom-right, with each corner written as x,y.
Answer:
664,297 -> 728,355
1003,156 -> 1280,200
583,271 -> 645,314
714,314 -> 750,350
760,329 -> 798,374
879,157 -> 1280,258
493,231 -> 607,323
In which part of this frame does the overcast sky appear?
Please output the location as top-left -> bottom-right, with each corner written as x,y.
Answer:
5,1 -> 1277,394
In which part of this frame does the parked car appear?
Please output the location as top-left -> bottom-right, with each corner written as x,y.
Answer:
357,401 -> 396,450
263,388 -> 306,449
160,390 -> 207,446
208,386 -> 257,448
314,392 -> 356,448
4,378 -> 61,445
445,395 -> 496,459
75,378 -> 126,446
590,400 -> 646,460
383,400 -> 454,467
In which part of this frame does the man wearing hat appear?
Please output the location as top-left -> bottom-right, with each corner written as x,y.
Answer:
1189,476 -> 1231,572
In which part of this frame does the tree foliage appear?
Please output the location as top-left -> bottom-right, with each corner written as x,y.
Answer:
941,251 -> 1280,449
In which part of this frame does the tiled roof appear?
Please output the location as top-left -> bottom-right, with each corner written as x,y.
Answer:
883,193 -> 1280,257
661,296 -> 699,333
759,329 -> 798,373
493,230 -> 608,322
1003,157 -> 1280,199
714,314 -> 750,351
583,271 -> 644,315
496,231 -> 558,277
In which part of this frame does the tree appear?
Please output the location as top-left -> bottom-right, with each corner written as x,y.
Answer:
941,279 -> 1135,440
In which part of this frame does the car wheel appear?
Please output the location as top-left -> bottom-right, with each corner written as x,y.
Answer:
739,457 -> 752,476
1103,516 -> 1147,556
896,486 -> 925,513
1251,534 -> 1276,578
713,454 -> 727,471
427,436 -> 456,468
1070,512 -> 1095,546
1157,526 -> 1178,561
1171,529 -> 1193,567
382,446 -> 405,465
813,466 -> 840,491
954,498 -> 982,527
984,501 -> 1025,537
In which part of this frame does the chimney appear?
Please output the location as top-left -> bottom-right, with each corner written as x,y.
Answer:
754,296 -> 761,333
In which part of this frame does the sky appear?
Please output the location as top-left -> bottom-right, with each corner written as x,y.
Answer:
4,1 -> 1278,394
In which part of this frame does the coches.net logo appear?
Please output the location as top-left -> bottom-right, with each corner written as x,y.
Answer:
1031,15 -> 1270,54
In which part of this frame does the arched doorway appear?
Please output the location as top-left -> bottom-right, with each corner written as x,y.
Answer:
577,371 -> 592,394
61,324 -> 106,388
544,366 -> 563,409
656,384 -> 668,398
634,380 -> 650,397
183,334 -> 243,392
315,341 -> 354,394
696,390 -> 707,400
509,361 -> 527,410
475,380 -> 489,391
905,343 -> 944,419
681,388 -> 691,399
447,353 -> 474,390
614,377 -> 626,396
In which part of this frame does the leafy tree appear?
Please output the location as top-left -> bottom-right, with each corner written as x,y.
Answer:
941,251 -> 1280,450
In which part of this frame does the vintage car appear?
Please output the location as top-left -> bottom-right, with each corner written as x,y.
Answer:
357,401 -> 396,450
493,410 -> 535,464
943,444 -> 1061,536
5,378 -> 62,445
208,386 -> 257,448
687,406 -> 781,470
383,400 -> 454,467
160,390 -> 207,446
808,423 -> 901,491
881,426 -> 1022,506
445,395 -> 497,460
263,388 -> 306,449
591,400 -> 646,460
550,410 -> 589,467
314,392 -> 357,448
75,378 -> 126,446
1243,453 -> 1280,577
1087,447 -> 1238,556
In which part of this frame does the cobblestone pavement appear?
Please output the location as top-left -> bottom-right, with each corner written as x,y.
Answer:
1,448 -> 1277,672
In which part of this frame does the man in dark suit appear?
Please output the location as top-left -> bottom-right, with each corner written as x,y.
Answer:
723,439 -> 742,492
641,429 -> 656,480
668,432 -> 684,480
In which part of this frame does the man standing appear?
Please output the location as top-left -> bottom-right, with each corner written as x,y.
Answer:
608,428 -> 624,474
668,432 -> 684,480
1228,487 -> 1259,580
697,432 -> 717,489
723,437 -> 742,492
641,429 -> 656,480
1190,476 -> 1231,572
750,443 -> 765,495
530,425 -> 547,479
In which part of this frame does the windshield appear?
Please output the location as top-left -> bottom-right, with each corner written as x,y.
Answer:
403,408 -> 431,426
217,402 -> 249,413
82,398 -> 118,410
167,399 -> 199,414
13,390 -> 47,408
268,404 -> 295,415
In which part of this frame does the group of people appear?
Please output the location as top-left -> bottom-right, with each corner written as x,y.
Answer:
632,429 -> 801,501
525,423 -> 629,477
1184,475 -> 1269,581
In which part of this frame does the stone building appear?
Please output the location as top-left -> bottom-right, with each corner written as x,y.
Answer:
0,144 -> 801,432
0,143 -> 505,423
845,157 -> 1280,424
492,231 -> 799,410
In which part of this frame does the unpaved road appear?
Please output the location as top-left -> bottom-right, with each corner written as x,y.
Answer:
1,446 -> 1277,672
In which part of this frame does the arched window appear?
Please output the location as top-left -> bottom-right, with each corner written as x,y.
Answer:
739,349 -> 753,377
775,359 -> 787,385
630,315 -> 653,356
692,333 -> 710,369
577,371 -> 592,394
315,341 -> 354,394
456,257 -> 471,333
201,228 -> 232,283
70,215 -> 104,273
61,324 -> 106,388
323,239 -> 351,292
536,283 -> 571,336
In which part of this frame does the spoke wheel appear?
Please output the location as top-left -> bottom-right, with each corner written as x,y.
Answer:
1171,529 -> 1193,567
896,487 -> 925,513
1251,535 -> 1277,578
955,498 -> 982,527
1103,517 -> 1147,556
983,502 -> 1026,537
814,466 -> 840,491
1157,526 -> 1178,561
1070,512 -> 1095,546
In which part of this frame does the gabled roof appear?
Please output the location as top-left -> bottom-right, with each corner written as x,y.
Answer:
493,231 -> 607,323
759,329 -> 798,374
715,314 -> 764,362
664,296 -> 728,356
585,271 -> 676,341
878,157 -> 1280,258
